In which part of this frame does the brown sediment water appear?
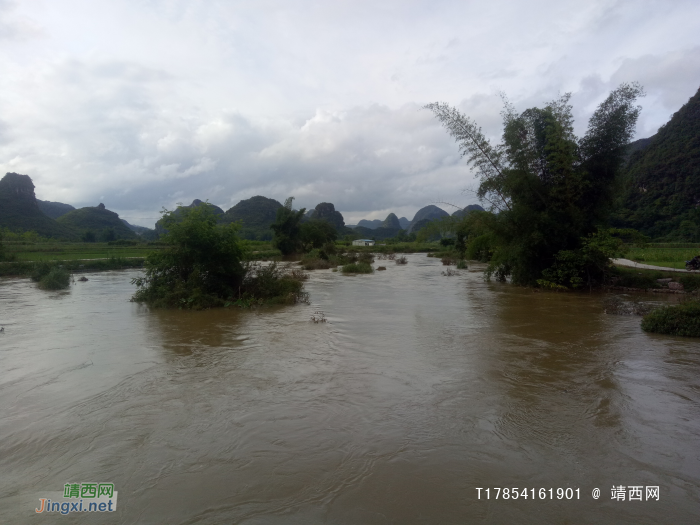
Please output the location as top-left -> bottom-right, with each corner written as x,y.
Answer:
0,254 -> 699,524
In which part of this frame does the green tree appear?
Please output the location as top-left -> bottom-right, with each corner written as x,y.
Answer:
0,230 -> 5,261
300,219 -> 338,252
270,197 -> 306,255
100,227 -> 116,242
426,83 -> 644,286
81,230 -> 96,242
132,204 -> 245,309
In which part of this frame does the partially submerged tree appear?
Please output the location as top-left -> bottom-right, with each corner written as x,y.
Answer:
132,204 -> 246,308
426,83 -> 645,286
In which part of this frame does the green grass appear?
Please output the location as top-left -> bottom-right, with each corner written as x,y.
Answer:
625,244 -> 700,269
6,241 -> 163,261
641,299 -> 700,337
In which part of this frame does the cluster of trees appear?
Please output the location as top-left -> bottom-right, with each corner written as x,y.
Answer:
131,204 -> 308,309
81,227 -> 118,242
425,83 -> 646,288
270,198 -> 338,255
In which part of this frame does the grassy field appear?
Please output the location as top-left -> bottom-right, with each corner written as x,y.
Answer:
5,242 -> 164,261
624,244 -> 700,269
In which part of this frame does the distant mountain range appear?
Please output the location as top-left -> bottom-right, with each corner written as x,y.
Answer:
3,84 -> 696,245
0,173 -> 491,242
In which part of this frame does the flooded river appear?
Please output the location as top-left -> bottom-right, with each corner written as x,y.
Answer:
1,254 -> 699,523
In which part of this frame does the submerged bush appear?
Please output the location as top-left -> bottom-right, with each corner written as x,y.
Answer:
342,262 -> 373,274
395,256 -> 408,265
235,263 -> 308,305
132,205 -> 308,309
641,299 -> 700,337
37,267 -> 70,290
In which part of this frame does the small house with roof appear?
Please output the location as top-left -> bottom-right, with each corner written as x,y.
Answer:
352,239 -> 375,246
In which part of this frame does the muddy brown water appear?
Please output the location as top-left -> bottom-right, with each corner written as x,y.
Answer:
1,254 -> 699,524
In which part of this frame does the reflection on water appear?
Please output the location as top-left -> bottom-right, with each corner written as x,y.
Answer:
1,257 -> 699,524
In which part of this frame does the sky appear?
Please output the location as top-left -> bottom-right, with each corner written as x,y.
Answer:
1,0 -> 699,227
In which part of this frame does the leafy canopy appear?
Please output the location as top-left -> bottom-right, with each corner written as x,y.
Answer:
426,83 -> 644,286
132,203 -> 245,308
270,197 -> 306,255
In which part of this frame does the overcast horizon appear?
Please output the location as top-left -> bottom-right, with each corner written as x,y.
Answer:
1,0 -> 699,228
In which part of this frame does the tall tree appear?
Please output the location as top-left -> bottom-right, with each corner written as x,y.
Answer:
270,197 -> 306,255
426,83 -> 644,285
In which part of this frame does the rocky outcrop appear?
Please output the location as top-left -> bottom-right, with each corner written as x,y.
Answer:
308,202 -> 345,231
0,173 -> 78,239
381,213 -> 401,229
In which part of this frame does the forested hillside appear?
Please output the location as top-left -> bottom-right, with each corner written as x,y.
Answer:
614,86 -> 700,240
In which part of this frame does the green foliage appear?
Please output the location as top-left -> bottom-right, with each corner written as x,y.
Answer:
57,205 -> 136,239
300,219 -> 338,251
270,197 -> 306,255
131,205 -> 246,309
38,267 -> 71,290
31,262 -> 70,290
99,227 -> 116,242
235,263 -> 308,305
427,83 -> 645,286
539,229 -> 631,288
614,87 -> 700,240
342,262 -> 373,274
641,299 -> 700,337
81,230 -> 96,242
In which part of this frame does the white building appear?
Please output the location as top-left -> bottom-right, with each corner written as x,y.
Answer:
352,239 -> 375,246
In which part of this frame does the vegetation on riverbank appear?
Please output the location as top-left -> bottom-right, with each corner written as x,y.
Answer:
641,299 -> 700,337
427,83 -> 646,288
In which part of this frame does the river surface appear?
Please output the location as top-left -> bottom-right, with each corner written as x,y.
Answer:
1,254 -> 699,524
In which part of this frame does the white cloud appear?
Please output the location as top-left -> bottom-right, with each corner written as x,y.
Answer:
0,0 -> 698,227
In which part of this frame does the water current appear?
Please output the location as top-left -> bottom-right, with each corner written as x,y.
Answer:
1,254 -> 699,523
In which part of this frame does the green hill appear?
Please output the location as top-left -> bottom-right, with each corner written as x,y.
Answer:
0,173 -> 79,239
221,196 -> 282,240
614,87 -> 700,240
57,203 -> 137,239
407,205 -> 449,233
37,200 -> 75,219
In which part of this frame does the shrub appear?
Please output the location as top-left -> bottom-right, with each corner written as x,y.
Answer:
38,267 -> 70,290
395,256 -> 407,265
132,204 -> 247,309
641,299 -> 700,337
237,263 -> 308,305
342,262 -> 373,274
441,256 -> 456,266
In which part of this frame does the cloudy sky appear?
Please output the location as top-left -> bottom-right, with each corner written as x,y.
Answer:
1,0 -> 699,227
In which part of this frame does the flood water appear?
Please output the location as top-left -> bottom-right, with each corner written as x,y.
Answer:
1,254 -> 699,524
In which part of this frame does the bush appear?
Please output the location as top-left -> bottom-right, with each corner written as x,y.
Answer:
395,256 -> 407,265
38,267 -> 70,290
641,300 -> 700,337
234,263 -> 308,305
342,262 -> 373,274
131,205 -> 247,309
